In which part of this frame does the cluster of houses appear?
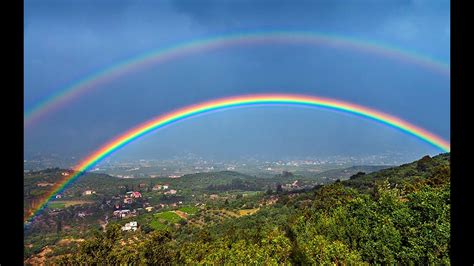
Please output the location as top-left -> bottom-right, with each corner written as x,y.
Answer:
282,180 -> 301,190
259,195 -> 279,207
152,184 -> 170,191
113,209 -> 137,218
123,191 -> 142,204
78,211 -> 92,218
112,188 -> 183,219
73,184 -> 184,224
157,201 -> 183,209
151,184 -> 178,195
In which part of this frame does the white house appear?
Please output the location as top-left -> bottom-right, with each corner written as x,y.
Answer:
164,189 -> 177,195
113,209 -> 131,218
83,190 -> 96,196
121,221 -> 138,231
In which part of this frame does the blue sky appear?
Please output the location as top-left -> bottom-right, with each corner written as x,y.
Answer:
24,0 -> 450,161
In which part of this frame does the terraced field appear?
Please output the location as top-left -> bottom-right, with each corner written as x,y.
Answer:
186,208 -> 260,227
178,206 -> 199,215
154,211 -> 183,224
47,200 -> 94,209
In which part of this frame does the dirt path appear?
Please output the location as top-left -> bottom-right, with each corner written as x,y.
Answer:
25,246 -> 53,265
174,210 -> 188,219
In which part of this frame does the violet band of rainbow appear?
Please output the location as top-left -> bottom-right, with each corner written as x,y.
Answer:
24,93 -> 450,224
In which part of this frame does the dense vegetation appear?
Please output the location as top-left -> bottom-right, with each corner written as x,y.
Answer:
52,153 -> 450,264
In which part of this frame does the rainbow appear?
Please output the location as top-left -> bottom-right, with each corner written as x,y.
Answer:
24,93 -> 450,224
24,30 -> 450,128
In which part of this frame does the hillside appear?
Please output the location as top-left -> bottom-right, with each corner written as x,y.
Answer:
45,153 -> 450,265
343,153 -> 449,189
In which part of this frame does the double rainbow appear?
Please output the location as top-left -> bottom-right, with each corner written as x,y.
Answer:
24,93 -> 450,224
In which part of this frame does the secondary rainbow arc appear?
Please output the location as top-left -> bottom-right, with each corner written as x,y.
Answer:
24,93 -> 450,224
24,30 -> 450,128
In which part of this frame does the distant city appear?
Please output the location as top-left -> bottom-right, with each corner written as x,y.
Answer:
24,151 -> 432,177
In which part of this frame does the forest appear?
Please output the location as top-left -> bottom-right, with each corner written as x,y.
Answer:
51,153 -> 450,265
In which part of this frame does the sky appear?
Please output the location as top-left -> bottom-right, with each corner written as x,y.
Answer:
24,0 -> 450,163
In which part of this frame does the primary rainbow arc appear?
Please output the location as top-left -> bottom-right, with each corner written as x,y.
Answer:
24,93 -> 450,224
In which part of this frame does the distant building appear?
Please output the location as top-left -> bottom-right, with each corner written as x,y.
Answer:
291,180 -> 300,187
121,221 -> 138,231
164,189 -> 177,195
162,184 -> 169,190
83,190 -> 96,196
37,182 -> 54,187
282,180 -> 301,190
152,184 -> 162,191
209,194 -> 219,200
113,209 -> 131,218
55,194 -> 62,199
132,191 -> 142,198
145,206 -> 154,212
124,198 -> 133,204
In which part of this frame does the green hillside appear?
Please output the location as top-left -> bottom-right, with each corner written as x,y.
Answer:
53,153 -> 450,265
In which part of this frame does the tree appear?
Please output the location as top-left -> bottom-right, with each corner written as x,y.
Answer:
266,186 -> 273,195
141,231 -> 175,264
416,155 -> 432,171
56,219 -> 62,235
350,172 -> 366,180
282,171 -> 294,178
276,184 -> 283,194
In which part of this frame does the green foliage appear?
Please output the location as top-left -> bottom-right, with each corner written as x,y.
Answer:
48,202 -> 66,209
179,206 -> 199,215
140,230 -> 176,264
150,220 -> 168,231
49,153 -> 450,265
155,211 -> 183,224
